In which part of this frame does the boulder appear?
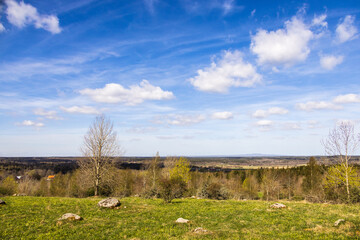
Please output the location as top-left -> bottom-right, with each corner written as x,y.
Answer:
176,218 -> 189,223
334,219 -> 345,227
98,198 -> 121,208
0,199 -> 5,205
58,213 -> 82,221
270,203 -> 286,209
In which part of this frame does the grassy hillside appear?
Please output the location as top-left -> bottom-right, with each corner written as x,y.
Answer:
1,197 -> 360,239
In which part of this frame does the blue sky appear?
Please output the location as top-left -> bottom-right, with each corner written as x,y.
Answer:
0,0 -> 360,157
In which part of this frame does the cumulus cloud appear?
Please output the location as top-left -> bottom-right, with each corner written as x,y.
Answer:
80,80 -> 174,105
34,108 -> 62,120
250,16 -> 313,67
5,0 -> 61,34
256,120 -> 273,131
189,50 -> 262,93
60,106 -> 100,115
336,15 -> 358,43
296,101 -> 342,111
320,55 -> 344,70
19,120 -> 44,127
211,111 -> 233,120
333,94 -> 360,104
252,107 -> 288,118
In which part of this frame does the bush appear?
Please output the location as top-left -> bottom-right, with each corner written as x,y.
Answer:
198,182 -> 229,200
0,176 -> 17,196
159,177 -> 187,203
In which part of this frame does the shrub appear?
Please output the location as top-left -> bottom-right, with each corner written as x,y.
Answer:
0,176 -> 17,196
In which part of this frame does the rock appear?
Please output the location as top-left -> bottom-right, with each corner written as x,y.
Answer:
334,219 -> 345,227
270,203 -> 286,209
176,218 -> 189,223
98,198 -> 121,208
0,199 -> 5,205
58,213 -> 82,221
193,227 -> 208,233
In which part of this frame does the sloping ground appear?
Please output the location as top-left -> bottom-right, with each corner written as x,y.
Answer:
1,196 -> 360,239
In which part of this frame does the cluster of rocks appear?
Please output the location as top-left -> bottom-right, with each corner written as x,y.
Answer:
57,197 -> 121,222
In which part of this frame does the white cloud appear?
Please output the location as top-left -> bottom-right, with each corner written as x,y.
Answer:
155,114 -> 205,126
256,120 -> 273,127
34,108 -> 62,120
168,115 -> 205,126
60,106 -> 100,115
333,94 -> 360,104
296,101 -> 342,111
19,120 -> 44,127
5,0 -> 61,34
252,107 -> 288,118
222,0 -> 234,15
336,15 -> 358,43
320,55 -> 344,70
80,80 -> 174,105
189,50 -> 262,93
0,22 -> 5,32
211,111 -> 233,120
312,14 -> 327,28
282,122 -> 302,130
250,16 -> 313,67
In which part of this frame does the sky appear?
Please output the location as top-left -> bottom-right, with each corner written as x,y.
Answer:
0,0 -> 360,157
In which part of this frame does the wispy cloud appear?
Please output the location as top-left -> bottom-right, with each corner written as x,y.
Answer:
252,107 -> 288,118
17,120 -> 44,127
5,0 -> 61,34
34,108 -> 62,120
60,106 -> 100,115
296,101 -> 342,111
336,15 -> 358,43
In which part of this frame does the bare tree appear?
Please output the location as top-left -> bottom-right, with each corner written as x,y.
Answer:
79,115 -> 121,196
322,121 -> 359,202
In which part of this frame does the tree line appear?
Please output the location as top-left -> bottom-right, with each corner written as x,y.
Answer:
1,116 -> 360,203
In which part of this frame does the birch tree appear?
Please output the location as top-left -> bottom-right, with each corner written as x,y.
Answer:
79,115 -> 120,196
322,121 -> 360,202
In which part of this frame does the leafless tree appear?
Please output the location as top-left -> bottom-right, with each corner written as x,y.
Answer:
79,115 -> 121,196
322,121 -> 359,202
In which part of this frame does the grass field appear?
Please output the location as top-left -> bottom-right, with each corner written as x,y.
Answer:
1,196 -> 360,239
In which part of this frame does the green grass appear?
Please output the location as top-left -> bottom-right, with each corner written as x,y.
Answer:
1,197 -> 360,239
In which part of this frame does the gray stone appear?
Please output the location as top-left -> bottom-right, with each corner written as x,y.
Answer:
193,227 -> 208,233
0,199 -> 5,205
98,198 -> 121,208
334,219 -> 345,227
270,203 -> 286,209
176,218 -> 189,223
58,213 -> 82,221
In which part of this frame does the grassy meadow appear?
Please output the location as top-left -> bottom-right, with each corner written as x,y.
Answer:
1,197 -> 360,239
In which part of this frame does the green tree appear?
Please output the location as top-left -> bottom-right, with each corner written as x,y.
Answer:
302,157 -> 323,200
170,157 -> 191,183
